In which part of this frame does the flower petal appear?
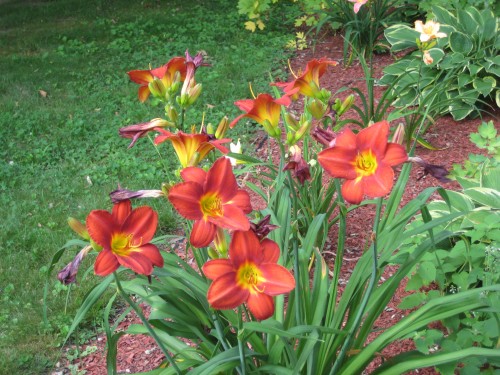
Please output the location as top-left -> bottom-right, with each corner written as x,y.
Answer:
122,206 -> 158,243
168,182 -> 203,220
202,259 -> 234,280
333,127 -> 357,149
86,210 -> 117,248
341,179 -> 365,204
382,143 -> 408,166
138,86 -> 151,103
190,219 -> 216,248
261,238 -> 280,263
246,292 -> 274,320
127,70 -> 153,84
207,272 -> 248,309
205,158 -> 238,201
228,190 -> 252,214
136,243 -> 164,268
229,230 -> 262,267
318,147 -> 358,179
112,200 -> 132,225
259,264 -> 295,295
94,249 -> 120,276
356,121 -> 389,156
363,164 -> 394,198
117,251 -> 153,275
180,167 -> 207,185
210,204 -> 250,232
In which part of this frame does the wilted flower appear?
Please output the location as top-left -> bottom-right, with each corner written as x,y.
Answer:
119,118 -> 173,148
250,215 -> 279,241
408,156 -> 451,183
127,57 -> 187,102
155,129 -> 230,168
422,50 -> 433,65
311,126 -> 337,147
58,245 -> 92,285
318,121 -> 408,204
168,157 -> 252,248
348,0 -> 368,14
110,188 -> 165,203
203,230 -> 295,320
414,20 -> 447,43
86,200 -> 164,276
274,58 -> 337,100
283,145 -> 311,185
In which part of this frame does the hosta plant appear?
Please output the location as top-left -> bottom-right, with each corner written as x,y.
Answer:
382,5 -> 500,121
49,49 -> 500,374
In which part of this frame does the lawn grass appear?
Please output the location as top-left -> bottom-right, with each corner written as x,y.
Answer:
0,0 -> 294,372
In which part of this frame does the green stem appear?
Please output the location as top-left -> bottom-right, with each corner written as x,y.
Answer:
237,306 -> 247,375
113,273 -> 181,374
329,197 -> 384,374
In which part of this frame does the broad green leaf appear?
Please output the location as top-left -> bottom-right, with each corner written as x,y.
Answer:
457,9 -> 478,36
464,187 -> 500,208
473,77 -> 496,96
449,31 -> 473,55
385,25 -> 419,52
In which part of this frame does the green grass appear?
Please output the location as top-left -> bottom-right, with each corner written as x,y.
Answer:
0,0 -> 294,373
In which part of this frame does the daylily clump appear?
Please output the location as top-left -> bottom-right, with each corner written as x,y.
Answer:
318,121 -> 408,204
203,229 -> 295,320
86,200 -> 164,276
168,157 -> 252,248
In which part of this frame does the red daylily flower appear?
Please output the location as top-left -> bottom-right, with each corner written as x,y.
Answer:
168,157 -> 252,248
155,129 -> 230,168
86,200 -> 163,276
274,58 -> 338,100
127,57 -> 187,102
203,230 -> 295,320
317,121 -> 408,204
229,94 -> 291,137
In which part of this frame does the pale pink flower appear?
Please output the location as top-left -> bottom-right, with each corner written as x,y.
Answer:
348,0 -> 368,13
414,20 -> 447,42
423,50 -> 433,65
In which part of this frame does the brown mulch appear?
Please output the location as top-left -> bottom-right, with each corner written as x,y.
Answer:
55,35 -> 499,374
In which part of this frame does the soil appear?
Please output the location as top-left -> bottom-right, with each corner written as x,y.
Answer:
53,35 -> 499,375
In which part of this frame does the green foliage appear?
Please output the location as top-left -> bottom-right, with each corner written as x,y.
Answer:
0,0 -> 293,373
393,122 -> 500,373
382,5 -> 500,120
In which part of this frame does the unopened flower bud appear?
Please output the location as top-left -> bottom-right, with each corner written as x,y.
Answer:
294,120 -> 311,143
333,98 -> 342,113
307,99 -> 327,119
206,123 -> 215,135
391,123 -> 405,145
338,94 -> 355,116
285,113 -> 299,131
187,83 -> 202,106
148,78 -> 167,99
68,217 -> 90,240
166,105 -> 178,123
215,116 -> 229,139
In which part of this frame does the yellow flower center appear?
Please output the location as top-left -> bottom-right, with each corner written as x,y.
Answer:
354,150 -> 378,177
200,193 -> 223,218
236,262 -> 264,294
111,233 -> 142,256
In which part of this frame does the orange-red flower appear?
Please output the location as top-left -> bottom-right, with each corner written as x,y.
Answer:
318,121 -> 408,204
203,230 -> 295,320
86,200 -> 163,276
274,58 -> 337,100
229,94 -> 291,137
155,130 -> 230,168
127,57 -> 187,102
168,157 -> 252,248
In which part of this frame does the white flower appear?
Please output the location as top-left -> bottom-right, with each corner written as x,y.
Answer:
414,20 -> 447,42
227,139 -> 242,166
